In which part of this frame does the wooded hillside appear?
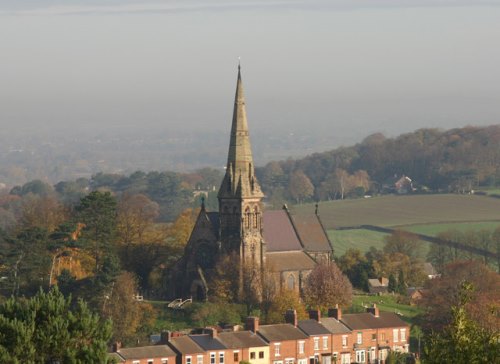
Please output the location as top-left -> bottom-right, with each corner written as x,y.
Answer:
256,125 -> 500,205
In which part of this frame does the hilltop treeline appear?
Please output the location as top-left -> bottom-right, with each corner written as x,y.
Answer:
256,125 -> 500,205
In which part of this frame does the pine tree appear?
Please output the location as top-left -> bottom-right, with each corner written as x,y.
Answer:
0,287 -> 112,363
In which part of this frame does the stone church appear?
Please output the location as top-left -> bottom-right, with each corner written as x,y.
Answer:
168,67 -> 333,301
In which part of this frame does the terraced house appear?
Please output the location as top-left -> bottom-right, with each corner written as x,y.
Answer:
110,306 -> 410,364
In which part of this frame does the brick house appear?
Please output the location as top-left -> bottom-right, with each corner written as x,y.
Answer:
217,326 -> 270,364
188,330 -> 233,364
255,313 -> 310,364
110,344 -> 177,364
339,305 -> 410,363
297,310 -> 333,364
315,307 -> 352,364
168,335 -> 207,364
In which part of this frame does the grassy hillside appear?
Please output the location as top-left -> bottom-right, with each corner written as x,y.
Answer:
292,194 -> 500,229
328,229 -> 389,257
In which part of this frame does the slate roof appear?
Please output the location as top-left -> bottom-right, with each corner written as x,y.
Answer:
217,331 -> 269,349
115,345 -> 176,360
340,312 -> 408,330
320,317 -> 351,334
297,319 -> 331,336
189,334 -> 227,351
289,213 -> 332,252
169,336 -> 205,354
368,278 -> 388,288
265,251 -> 316,272
258,324 -> 309,342
263,210 -> 302,252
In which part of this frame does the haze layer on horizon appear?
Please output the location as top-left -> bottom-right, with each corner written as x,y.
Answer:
1,0 -> 500,149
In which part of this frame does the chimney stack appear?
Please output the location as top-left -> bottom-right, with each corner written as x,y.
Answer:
112,342 -> 122,352
327,304 -> 342,321
245,317 -> 259,333
160,331 -> 172,343
367,304 -> 380,318
205,327 -> 218,338
309,309 -> 321,322
285,309 -> 298,327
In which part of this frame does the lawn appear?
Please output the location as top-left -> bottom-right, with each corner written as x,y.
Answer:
292,194 -> 500,229
350,295 -> 423,326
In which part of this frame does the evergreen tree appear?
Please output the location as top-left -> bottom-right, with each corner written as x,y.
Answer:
0,287 -> 112,363
397,269 -> 406,295
388,273 -> 397,293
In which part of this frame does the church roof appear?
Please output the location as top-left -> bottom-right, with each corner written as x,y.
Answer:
263,210 -> 302,252
265,251 -> 316,272
289,213 -> 332,252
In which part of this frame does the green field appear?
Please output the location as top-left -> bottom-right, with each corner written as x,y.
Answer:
399,221 -> 500,236
328,229 -> 389,257
350,295 -> 423,325
292,194 -> 500,229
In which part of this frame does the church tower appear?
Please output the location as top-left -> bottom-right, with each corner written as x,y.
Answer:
218,65 -> 265,271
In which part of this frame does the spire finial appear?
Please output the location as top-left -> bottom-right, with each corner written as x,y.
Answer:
238,56 -> 241,72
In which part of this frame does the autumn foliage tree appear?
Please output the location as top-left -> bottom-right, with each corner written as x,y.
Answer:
303,262 -> 352,310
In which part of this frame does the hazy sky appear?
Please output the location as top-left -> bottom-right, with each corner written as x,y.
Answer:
1,0 -> 500,146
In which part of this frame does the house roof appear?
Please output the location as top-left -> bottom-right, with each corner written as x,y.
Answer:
265,251 -> 316,272
318,317 -> 351,334
297,319 -> 331,336
289,213 -> 332,252
263,210 -> 303,252
258,323 -> 309,342
189,334 -> 227,351
169,336 -> 205,354
368,278 -> 388,288
115,345 -> 176,360
217,331 -> 269,349
340,312 -> 408,330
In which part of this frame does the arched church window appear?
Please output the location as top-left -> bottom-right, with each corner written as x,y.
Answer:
287,274 -> 295,290
253,207 -> 259,228
245,207 -> 251,229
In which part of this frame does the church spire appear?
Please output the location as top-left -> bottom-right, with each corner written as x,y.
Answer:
218,65 -> 263,199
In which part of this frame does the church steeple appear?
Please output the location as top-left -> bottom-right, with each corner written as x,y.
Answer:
218,65 -> 265,263
218,65 -> 263,199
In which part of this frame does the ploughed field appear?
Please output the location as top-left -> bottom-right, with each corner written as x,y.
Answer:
292,194 -> 500,257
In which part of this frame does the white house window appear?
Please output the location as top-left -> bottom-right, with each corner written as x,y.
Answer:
393,329 -> 399,342
357,332 -> 363,345
342,335 -> 348,348
148,360 -> 154,364
400,329 -> 406,342
161,359 -> 168,364
210,353 -> 216,364
133,361 -> 140,364
219,352 -> 224,364
299,359 -> 307,364
197,355 -> 203,364
322,337 -> 328,350
314,337 -> 319,350
275,343 -> 281,356
285,359 -> 295,364
187,356 -> 192,364
355,350 -> 366,363
298,341 -> 305,354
